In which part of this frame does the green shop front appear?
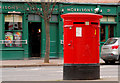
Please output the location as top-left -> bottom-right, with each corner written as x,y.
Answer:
0,2 -> 120,60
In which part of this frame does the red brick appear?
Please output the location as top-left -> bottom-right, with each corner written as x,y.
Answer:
60,0 -> 120,3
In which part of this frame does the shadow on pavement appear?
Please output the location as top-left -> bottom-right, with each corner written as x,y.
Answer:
100,63 -> 120,65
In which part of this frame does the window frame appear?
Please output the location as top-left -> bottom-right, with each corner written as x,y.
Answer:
4,14 -> 23,48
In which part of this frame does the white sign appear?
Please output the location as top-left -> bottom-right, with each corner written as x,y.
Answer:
76,27 -> 82,37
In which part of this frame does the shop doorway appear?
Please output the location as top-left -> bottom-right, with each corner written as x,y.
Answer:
28,22 -> 41,57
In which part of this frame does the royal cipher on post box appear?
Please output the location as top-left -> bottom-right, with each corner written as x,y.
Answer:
61,13 -> 103,80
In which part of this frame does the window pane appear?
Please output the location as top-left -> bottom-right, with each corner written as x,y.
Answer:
5,15 -> 13,30
50,15 -> 58,21
100,16 -> 107,22
28,15 -> 40,21
28,15 -> 34,21
14,15 -> 22,30
5,15 -> 13,22
108,16 -> 115,22
5,32 -> 13,47
14,22 -> 22,30
13,32 -> 22,47
100,25 -> 106,42
5,22 -> 14,30
35,15 -> 40,21
108,25 -> 114,38
14,15 -> 22,22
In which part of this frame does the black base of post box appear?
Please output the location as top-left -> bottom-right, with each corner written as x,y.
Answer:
63,64 -> 100,80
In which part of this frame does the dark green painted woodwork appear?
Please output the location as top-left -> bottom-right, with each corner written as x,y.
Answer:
0,2 -> 120,60
23,13 -> 29,59
0,14 -> 2,50
105,25 -> 109,41
1,48 -> 24,60
0,13 -> 3,59
2,50 -> 24,60
49,23 -> 59,58
117,6 -> 120,37
101,6 -> 117,15
41,22 -> 59,58
2,2 -> 25,13
1,14 -> 25,60
41,18 -> 46,58
58,4 -> 63,58
58,17 -> 63,58
62,5 -> 96,14
2,2 -> 59,14
0,2 -> 3,59
0,2 -> 2,12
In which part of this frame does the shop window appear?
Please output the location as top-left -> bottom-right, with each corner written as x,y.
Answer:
5,32 -> 13,47
5,15 -> 22,47
100,16 -> 107,22
5,15 -> 13,30
108,25 -> 114,38
50,15 -> 58,21
108,16 -> 115,22
28,15 -> 40,21
100,16 -> 115,22
28,15 -> 34,21
5,15 -> 22,30
100,25 -> 106,42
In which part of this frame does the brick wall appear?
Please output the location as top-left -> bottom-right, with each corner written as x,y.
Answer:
60,0 -> 120,3
1,0 -> 119,3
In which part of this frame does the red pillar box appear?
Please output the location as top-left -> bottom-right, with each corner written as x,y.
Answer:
61,13 -> 103,80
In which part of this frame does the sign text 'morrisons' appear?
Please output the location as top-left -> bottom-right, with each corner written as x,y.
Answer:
67,8 -> 93,12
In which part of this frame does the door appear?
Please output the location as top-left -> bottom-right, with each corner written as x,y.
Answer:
28,22 -> 41,57
49,23 -> 59,58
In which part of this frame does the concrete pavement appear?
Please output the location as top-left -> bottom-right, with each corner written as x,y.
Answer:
0,58 -> 63,68
0,58 -> 105,68
1,59 -> 119,82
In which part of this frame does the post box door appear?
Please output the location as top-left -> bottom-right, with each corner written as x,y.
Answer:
64,26 -> 74,63
73,23 -> 99,64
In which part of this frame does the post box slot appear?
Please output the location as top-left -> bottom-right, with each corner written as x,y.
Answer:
73,22 -> 85,24
91,22 -> 98,25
